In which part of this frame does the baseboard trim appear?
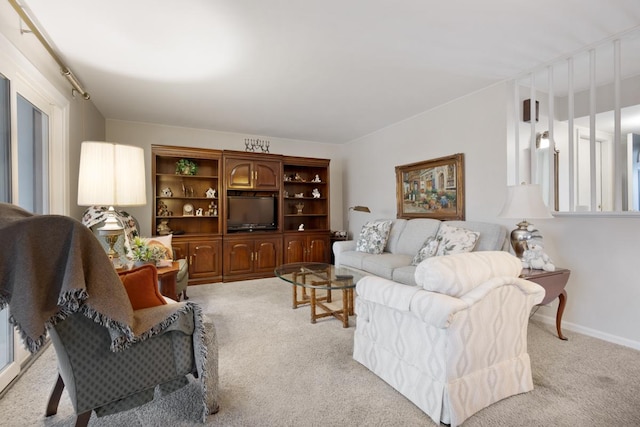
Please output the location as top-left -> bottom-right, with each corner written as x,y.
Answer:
532,313 -> 640,351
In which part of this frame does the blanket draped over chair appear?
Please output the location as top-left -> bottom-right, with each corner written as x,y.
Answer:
0,203 -> 213,421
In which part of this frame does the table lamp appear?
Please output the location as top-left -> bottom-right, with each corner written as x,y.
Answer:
77,141 -> 146,264
498,183 -> 552,258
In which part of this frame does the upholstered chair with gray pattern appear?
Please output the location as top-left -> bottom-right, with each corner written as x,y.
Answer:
46,312 -> 216,425
0,204 -> 214,426
45,265 -> 219,426
353,251 -> 545,427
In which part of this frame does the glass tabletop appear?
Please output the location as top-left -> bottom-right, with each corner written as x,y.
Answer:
274,262 -> 365,290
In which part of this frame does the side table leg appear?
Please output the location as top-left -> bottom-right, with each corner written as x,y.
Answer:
310,288 -> 317,324
292,284 -> 297,309
556,290 -> 568,340
341,289 -> 349,328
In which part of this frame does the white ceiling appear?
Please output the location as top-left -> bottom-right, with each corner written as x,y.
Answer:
20,0 -> 640,143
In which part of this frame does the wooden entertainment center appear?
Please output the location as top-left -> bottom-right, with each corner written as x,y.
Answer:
152,145 -> 331,284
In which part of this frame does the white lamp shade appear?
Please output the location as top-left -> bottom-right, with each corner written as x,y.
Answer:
498,183 -> 552,219
77,141 -> 147,206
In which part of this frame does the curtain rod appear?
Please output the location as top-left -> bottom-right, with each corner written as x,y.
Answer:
8,0 -> 90,100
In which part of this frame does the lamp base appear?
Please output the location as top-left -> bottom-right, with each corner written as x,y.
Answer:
98,206 -> 124,267
510,220 -> 533,258
101,231 -> 119,256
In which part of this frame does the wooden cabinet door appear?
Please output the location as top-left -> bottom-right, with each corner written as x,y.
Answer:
225,158 -> 280,190
283,233 -> 329,263
189,240 -> 222,279
253,160 -> 280,190
225,158 -> 253,189
307,234 -> 330,263
254,237 -> 282,274
223,238 -> 254,275
284,235 -> 306,264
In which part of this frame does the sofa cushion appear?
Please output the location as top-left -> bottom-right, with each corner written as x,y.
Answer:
144,235 -> 173,267
434,223 -> 479,256
383,219 -> 407,253
362,253 -> 413,280
356,220 -> 393,254
340,250 -> 374,270
394,218 -> 441,255
411,236 -> 440,265
446,220 -> 508,252
414,251 -> 522,297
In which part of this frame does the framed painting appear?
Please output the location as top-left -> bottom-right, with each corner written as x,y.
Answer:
395,153 -> 465,220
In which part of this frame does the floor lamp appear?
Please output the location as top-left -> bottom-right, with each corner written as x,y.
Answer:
347,205 -> 371,239
77,141 -> 147,266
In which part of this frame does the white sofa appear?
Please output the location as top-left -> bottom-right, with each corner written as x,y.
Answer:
353,251 -> 545,426
333,218 -> 510,286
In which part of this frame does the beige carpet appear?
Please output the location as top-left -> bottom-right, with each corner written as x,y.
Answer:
1,277 -> 640,426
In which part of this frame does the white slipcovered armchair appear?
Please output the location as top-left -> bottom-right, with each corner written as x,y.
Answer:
353,251 -> 545,426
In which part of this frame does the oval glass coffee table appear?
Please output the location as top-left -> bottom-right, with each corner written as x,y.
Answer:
275,262 -> 365,328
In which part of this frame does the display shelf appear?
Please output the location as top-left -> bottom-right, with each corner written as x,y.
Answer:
152,148 -> 331,282
282,156 -> 330,235
152,145 -> 222,284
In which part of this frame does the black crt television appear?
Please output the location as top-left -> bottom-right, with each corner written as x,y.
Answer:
227,196 -> 277,231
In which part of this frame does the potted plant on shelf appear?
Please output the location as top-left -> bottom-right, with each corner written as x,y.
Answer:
175,158 -> 198,175
128,237 -> 166,267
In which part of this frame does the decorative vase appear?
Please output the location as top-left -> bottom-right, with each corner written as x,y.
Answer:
133,260 -> 154,268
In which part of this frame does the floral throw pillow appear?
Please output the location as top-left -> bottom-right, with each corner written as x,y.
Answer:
411,236 -> 440,265
434,223 -> 480,256
356,220 -> 392,254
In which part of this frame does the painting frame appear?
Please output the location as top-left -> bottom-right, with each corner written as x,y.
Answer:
395,153 -> 465,220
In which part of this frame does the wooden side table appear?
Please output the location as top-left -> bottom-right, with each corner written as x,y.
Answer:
156,261 -> 180,301
521,267 -> 570,340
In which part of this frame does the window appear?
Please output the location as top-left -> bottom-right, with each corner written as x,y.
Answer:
17,94 -> 49,214
0,74 -> 9,202
0,34 -> 68,393
0,73 -> 13,390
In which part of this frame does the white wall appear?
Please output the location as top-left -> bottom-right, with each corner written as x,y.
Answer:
343,82 -> 640,349
106,119 -> 344,235
343,83 -> 509,232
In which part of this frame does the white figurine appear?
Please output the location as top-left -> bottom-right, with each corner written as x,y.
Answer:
312,188 -> 321,198
161,187 -> 173,197
196,207 -> 204,216
156,220 -> 172,235
298,224 -> 305,231
205,188 -> 216,198
521,243 -> 555,272
312,174 -> 321,183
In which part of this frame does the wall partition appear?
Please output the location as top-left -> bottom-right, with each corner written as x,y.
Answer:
508,28 -> 640,214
